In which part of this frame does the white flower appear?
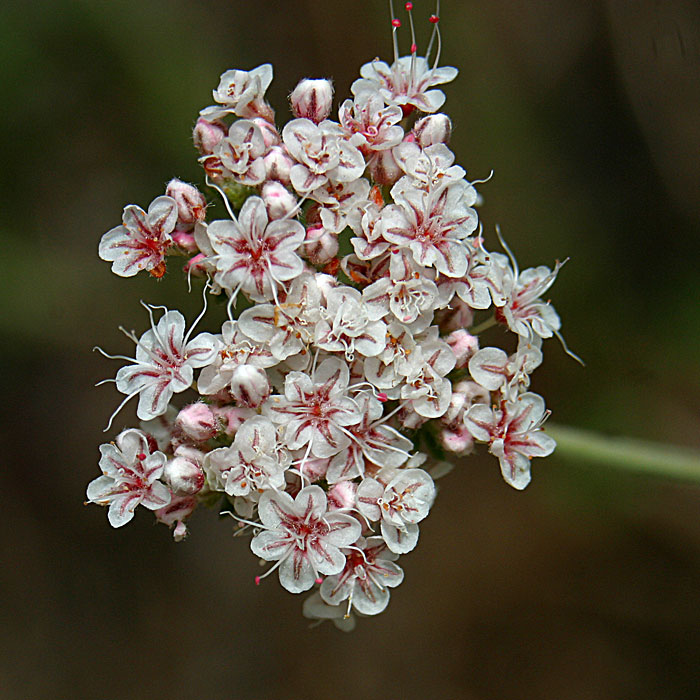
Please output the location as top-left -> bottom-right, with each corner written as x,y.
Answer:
201,64 -> 274,120
99,196 -> 178,278
87,428 -> 170,528
356,468 -> 435,554
264,357 -> 362,458
492,256 -> 565,339
352,56 -> 458,114
308,179 -> 371,234
393,142 -> 465,195
469,337 -> 543,400
250,485 -> 362,593
314,286 -> 387,360
326,391 -> 413,483
362,250 -> 440,325
464,392 -> 556,489
302,591 -> 356,632
320,536 -> 404,615
205,196 -> 305,301
109,306 -> 220,423
204,416 -> 288,497
283,118 -> 365,193
216,119 -> 267,186
237,273 -> 322,364
379,180 -> 478,277
197,320 -> 276,396
339,92 -> 404,155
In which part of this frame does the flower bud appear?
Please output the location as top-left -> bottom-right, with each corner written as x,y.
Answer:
439,426 -> 474,454
230,365 -> 270,407
446,329 -> 479,369
327,481 -> 357,510
298,457 -> 330,482
314,272 -> 338,303
435,297 -> 474,332
251,117 -> 281,148
175,403 -> 217,441
183,253 -> 208,278
263,145 -> 294,185
261,181 -> 297,220
368,149 -> 402,185
398,406 -> 427,431
453,379 -> 490,407
163,456 -> 205,494
171,230 -> 198,253
173,521 -> 188,542
289,78 -> 334,123
304,224 -> 339,265
193,117 -> 226,155
212,406 -> 257,436
413,113 -> 452,147
166,179 -> 207,226
443,379 -> 489,426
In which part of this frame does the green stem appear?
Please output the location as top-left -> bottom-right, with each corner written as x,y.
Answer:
547,424 -> 700,484
470,315 -> 497,335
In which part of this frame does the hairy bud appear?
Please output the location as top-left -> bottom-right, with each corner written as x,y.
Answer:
413,113 -> 452,147
230,365 -> 270,408
175,403 -> 217,441
446,329 -> 479,369
193,117 -> 226,155
163,455 -> 205,495
166,179 -> 207,226
304,224 -> 339,264
262,181 -> 297,220
289,78 -> 334,123
263,145 -> 294,185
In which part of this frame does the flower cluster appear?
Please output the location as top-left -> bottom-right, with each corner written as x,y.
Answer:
87,3 -> 573,629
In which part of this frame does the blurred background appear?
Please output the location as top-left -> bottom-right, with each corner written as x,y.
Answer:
1,0 -> 699,698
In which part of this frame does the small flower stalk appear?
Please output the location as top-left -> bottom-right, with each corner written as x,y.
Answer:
88,1 -> 576,629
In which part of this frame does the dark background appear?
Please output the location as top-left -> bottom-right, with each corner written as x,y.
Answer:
2,1 -> 700,698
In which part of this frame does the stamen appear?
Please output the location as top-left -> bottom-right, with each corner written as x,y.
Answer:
470,169 -> 494,186
405,1 -> 417,56
93,346 -> 138,364
205,175 -> 237,221
253,557 -> 286,585
103,386 -> 142,433
183,281 -> 210,346
389,0 -> 400,62
553,328 -> 585,366
495,224 -> 520,278
428,0 -> 442,72
226,280 -> 245,321
140,301 -> 170,357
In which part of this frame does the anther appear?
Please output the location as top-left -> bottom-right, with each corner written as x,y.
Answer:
377,393 -> 389,403
314,577 -> 323,584
405,2 -> 413,9
255,576 -> 261,585
429,14 -> 439,23
391,18 -> 401,27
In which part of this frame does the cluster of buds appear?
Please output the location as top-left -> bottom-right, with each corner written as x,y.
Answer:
88,1 -> 576,629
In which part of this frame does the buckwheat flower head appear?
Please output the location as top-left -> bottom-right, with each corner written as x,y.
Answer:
88,0 -> 578,629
